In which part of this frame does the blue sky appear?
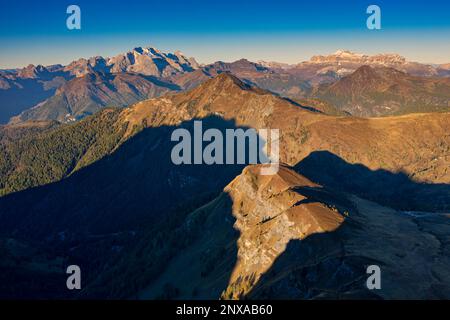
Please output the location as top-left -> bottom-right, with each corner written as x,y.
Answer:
1,0 -> 450,68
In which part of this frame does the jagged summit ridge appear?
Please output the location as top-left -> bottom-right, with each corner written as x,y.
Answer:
310,50 -> 407,65
63,46 -> 200,77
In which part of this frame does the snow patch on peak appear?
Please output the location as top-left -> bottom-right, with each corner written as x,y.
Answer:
334,50 -> 364,57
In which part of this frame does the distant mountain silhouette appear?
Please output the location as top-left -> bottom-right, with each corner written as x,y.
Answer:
4,47 -> 449,124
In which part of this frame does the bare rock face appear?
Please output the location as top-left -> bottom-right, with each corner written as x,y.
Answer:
107,47 -> 199,77
63,57 -> 108,77
220,164 -> 450,300
63,47 -> 200,78
310,50 -> 406,65
132,162 -> 450,300
305,50 -> 446,78
17,64 -> 51,79
222,164 -> 346,298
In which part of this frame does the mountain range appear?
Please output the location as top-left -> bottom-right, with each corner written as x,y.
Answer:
0,47 -> 198,123
314,65 -> 450,116
9,72 -> 180,123
63,47 -> 199,77
264,50 -> 450,78
1,48 -> 449,124
1,73 -> 449,299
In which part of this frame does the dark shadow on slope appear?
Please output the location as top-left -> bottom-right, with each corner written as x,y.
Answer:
246,229 -> 381,300
281,97 -> 323,113
0,78 -> 58,123
295,150 -> 450,212
0,116 -> 248,238
245,181 -> 379,299
93,72 -> 182,92
83,192 -> 240,300
247,152 -> 450,299
0,115 -> 269,299
140,75 -> 182,91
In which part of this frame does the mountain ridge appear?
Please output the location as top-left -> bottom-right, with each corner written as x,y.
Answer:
2,47 -> 450,124
1,73 -> 450,299
313,65 -> 450,116
9,72 -> 180,123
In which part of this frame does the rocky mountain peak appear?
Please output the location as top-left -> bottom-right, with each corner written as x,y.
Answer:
63,46 -> 199,78
222,164 -> 346,298
186,72 -> 260,99
310,50 -> 408,66
17,64 -> 50,78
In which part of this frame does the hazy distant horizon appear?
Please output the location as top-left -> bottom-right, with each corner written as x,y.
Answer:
1,0 -> 450,68
2,43 -> 450,71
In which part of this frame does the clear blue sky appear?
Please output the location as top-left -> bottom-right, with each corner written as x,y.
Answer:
1,0 -> 450,68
